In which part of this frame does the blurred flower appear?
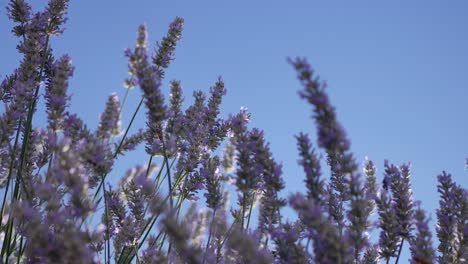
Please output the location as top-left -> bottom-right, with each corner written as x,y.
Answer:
289,193 -> 349,263
296,132 -> 324,203
409,202 -> 436,264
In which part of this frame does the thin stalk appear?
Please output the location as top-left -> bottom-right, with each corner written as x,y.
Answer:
202,208 -> 217,264
160,137 -> 175,261
45,153 -> 53,178
160,136 -> 173,209
134,244 -> 141,264
145,155 -> 154,179
395,239 -> 404,264
241,192 -> 246,231
3,217 -> 16,262
154,172 -> 168,193
100,174 -> 111,264
117,88 -> 131,119
245,193 -> 256,230
157,191 -> 188,253
218,218 -> 237,251
16,235 -> 23,264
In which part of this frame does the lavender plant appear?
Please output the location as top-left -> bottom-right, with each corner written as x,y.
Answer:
1,1 -> 467,263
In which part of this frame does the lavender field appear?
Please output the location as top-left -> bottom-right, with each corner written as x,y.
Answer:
0,0 -> 467,263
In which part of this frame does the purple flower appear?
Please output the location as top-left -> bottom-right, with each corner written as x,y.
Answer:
363,158 -> 378,208
6,0 -> 31,36
346,172 -> 372,262
115,128 -> 147,155
409,202 -> 436,264
201,157 -> 223,210
48,138 -> 94,219
45,0 -> 70,35
290,57 -> 359,211
126,25 -> 167,156
63,113 -> 91,145
436,171 -> 467,263
139,235 -> 168,263
225,228 -> 274,264
45,54 -> 73,132
166,80 -> 184,136
152,17 -> 184,72
362,245 -> 380,264
289,193 -> 349,263
454,186 -> 468,261
249,129 -> 286,236
160,208 -> 203,264
385,161 -> 414,239
295,132 -> 324,203
96,93 -> 121,140
77,136 -> 114,187
376,189 -> 400,261
270,221 -> 309,263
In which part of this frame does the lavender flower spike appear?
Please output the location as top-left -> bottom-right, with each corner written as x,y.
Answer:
289,58 -> 357,194
153,17 -> 184,72
96,93 -> 121,140
409,201 -> 436,264
6,0 -> 31,37
289,193 -> 349,263
437,171 -> 463,263
387,162 -> 414,240
126,25 -> 167,154
202,156 -> 223,210
45,54 -> 74,132
46,0 -> 70,36
376,188 -> 400,261
295,132 -> 324,203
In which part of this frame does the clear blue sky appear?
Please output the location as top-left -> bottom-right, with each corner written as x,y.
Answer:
1,0 -> 468,261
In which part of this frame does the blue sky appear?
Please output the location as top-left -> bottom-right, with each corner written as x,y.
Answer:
1,0 -> 468,261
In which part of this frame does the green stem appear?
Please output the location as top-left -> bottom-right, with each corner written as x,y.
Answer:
159,137 -> 174,261
241,192 -> 246,231
16,235 -> 23,264
245,193 -> 256,230
395,239 -> 404,264
218,218 -> 237,251
118,87 -> 131,120
100,174 -> 111,264
160,135 -> 173,209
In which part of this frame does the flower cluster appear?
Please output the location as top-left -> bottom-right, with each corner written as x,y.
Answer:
0,1 -> 467,264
